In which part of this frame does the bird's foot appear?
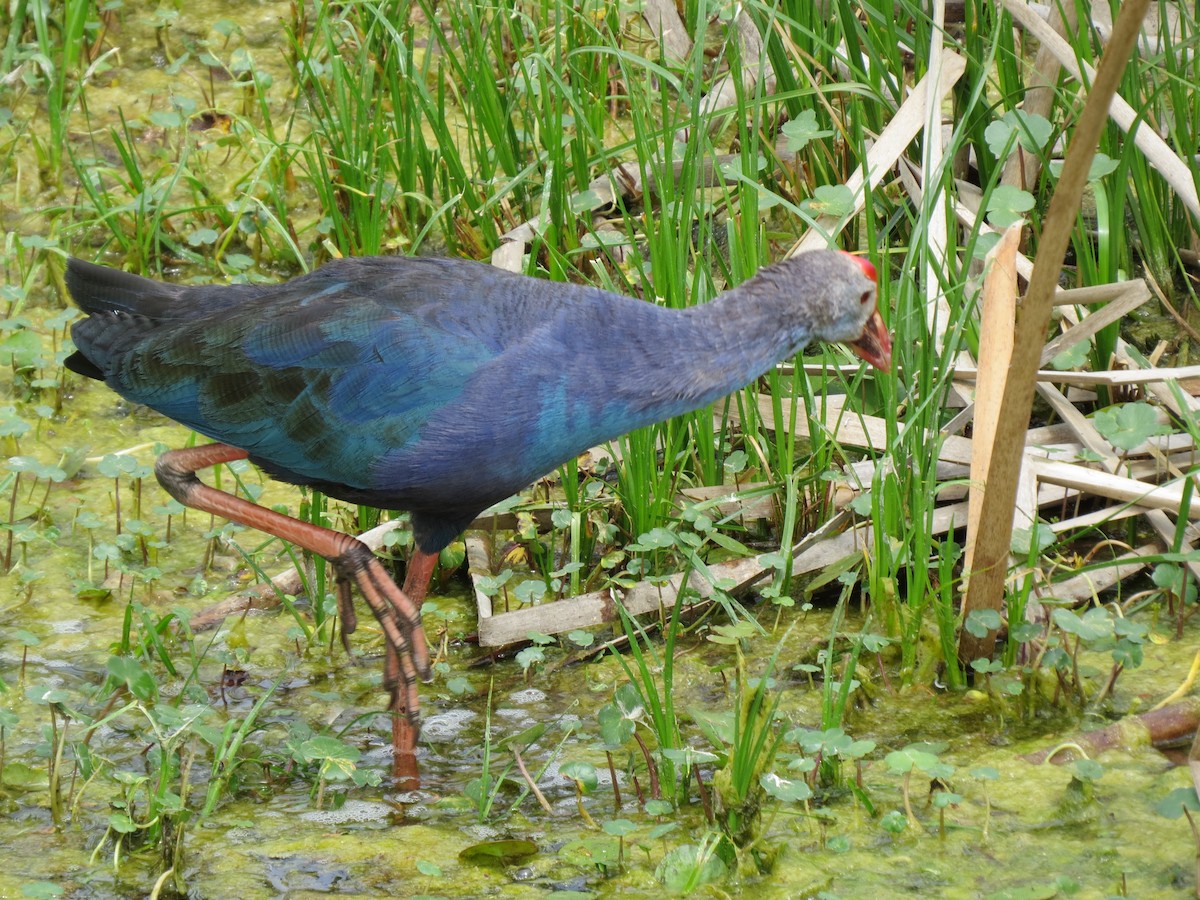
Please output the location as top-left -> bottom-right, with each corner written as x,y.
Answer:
332,539 -> 432,733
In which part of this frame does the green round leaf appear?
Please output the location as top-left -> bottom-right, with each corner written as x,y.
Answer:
458,838 -> 538,866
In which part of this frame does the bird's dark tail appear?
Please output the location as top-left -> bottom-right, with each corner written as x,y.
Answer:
65,258 -> 183,319
65,259 -> 192,381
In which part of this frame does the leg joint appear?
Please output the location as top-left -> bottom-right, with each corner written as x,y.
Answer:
333,538 -> 376,577
154,455 -> 199,504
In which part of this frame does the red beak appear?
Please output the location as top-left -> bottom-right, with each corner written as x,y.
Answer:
849,309 -> 892,373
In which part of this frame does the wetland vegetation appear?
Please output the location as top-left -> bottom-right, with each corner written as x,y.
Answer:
1,0 -> 1199,897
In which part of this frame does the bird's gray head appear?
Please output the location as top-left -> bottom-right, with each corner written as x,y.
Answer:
752,250 -> 891,372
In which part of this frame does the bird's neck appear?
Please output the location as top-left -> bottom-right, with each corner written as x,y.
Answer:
610,287 -> 811,424
681,287 -> 810,391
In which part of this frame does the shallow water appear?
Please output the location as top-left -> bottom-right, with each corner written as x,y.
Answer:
2,463 -> 1196,899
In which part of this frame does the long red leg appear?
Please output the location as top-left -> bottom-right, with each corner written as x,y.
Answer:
390,548 -> 438,786
154,444 -> 432,770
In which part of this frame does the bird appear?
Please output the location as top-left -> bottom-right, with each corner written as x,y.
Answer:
63,249 -> 890,783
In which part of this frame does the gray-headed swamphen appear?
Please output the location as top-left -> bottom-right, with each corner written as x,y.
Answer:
64,250 -> 891,782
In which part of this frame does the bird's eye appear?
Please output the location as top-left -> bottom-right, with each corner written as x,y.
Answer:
861,291 -> 872,306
